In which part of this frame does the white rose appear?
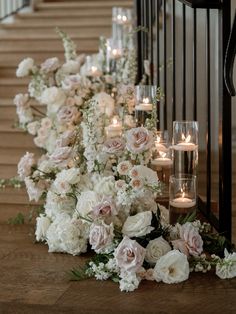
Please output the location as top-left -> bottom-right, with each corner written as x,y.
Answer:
89,222 -> 114,253
153,250 -> 190,284
145,237 -> 172,265
16,58 -> 34,77
41,87 -> 66,111
27,121 -> 40,135
35,214 -> 51,242
131,165 -> 159,185
76,190 -> 100,217
41,57 -> 60,73
17,152 -> 36,180
52,168 -> 79,195
122,211 -> 154,238
117,161 -> 132,175
49,146 -> 72,165
61,60 -> 80,74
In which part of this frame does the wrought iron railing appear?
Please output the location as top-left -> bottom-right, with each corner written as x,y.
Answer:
135,0 -> 235,240
0,0 -> 30,21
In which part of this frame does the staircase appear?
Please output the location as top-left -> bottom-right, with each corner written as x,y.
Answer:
0,0 -> 132,223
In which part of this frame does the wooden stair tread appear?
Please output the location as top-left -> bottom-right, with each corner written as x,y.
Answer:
36,1 -> 133,9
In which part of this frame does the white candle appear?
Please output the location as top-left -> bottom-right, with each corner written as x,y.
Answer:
88,66 -> 102,77
105,117 -> 122,138
173,133 -> 197,151
151,157 -> 173,167
170,197 -> 196,208
135,97 -> 153,111
111,48 -> 122,59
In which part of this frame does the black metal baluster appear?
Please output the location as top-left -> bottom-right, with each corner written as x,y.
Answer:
206,9 -> 211,215
163,0 -> 167,130
149,0 -> 154,84
182,4 -> 186,120
156,0 -> 160,129
193,8 -> 197,120
172,0 -> 176,122
136,0 -> 142,83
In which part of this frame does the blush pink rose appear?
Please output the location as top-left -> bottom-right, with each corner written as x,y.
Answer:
17,152 -> 36,180
56,130 -> 76,147
91,198 -> 117,224
114,236 -> 146,272
89,222 -> 114,253
126,127 -> 154,154
49,146 -> 72,165
103,138 -> 125,154
41,57 -> 60,73
57,105 -> 79,124
172,222 -> 203,256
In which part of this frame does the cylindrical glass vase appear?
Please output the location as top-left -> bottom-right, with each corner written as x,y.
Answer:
134,85 -> 156,127
169,174 -> 197,225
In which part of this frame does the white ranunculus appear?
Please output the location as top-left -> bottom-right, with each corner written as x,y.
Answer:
153,250 -> 190,284
93,92 -> 115,117
89,222 -> 114,253
216,250 -> 236,279
76,190 -> 100,217
145,237 -> 172,266
122,211 -> 154,238
93,176 -> 116,196
16,58 -> 34,77
35,214 -> 51,242
41,87 -> 66,111
17,152 -> 36,180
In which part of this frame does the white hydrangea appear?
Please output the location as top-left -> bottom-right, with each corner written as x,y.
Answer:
16,58 -> 34,77
119,271 -> 141,292
216,250 -> 236,279
35,214 -> 51,242
45,191 -> 76,219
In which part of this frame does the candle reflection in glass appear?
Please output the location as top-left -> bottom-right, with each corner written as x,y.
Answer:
135,85 -> 156,127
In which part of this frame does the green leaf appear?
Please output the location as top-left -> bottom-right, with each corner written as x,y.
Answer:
7,212 -> 25,225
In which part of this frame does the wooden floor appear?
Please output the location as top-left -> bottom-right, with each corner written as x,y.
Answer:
0,224 -> 235,314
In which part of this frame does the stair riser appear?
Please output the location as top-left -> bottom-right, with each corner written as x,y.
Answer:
0,51 -> 96,67
0,68 -> 16,77
12,17 -> 112,25
0,132 -> 35,148
0,147 -> 41,165
0,38 -> 100,52
0,106 -> 45,120
0,204 -> 35,224
0,86 -> 27,98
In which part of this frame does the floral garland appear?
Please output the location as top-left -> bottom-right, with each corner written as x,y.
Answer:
13,28 -> 236,292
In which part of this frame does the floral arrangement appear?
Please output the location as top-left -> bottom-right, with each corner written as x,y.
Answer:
13,25 -> 236,293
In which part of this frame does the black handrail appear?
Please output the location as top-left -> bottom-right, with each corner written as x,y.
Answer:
224,11 -> 236,96
0,0 -> 30,22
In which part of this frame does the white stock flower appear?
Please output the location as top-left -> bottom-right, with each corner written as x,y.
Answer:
24,177 -> 44,202
17,152 -> 36,180
122,211 -> 154,238
153,250 -> 190,284
16,58 -> 34,77
93,92 -> 115,117
145,237 -> 172,266
89,222 -> 114,253
35,214 -> 51,242
94,176 -> 116,196
216,250 -> 236,279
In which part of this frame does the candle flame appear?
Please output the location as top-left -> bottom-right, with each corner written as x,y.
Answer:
112,49 -> 118,56
181,133 -> 191,143
143,97 -> 150,104
91,66 -> 97,72
156,135 -> 161,144
122,15 -> 127,22
159,151 -> 166,158
112,117 -> 118,125
117,14 -> 122,20
181,188 -> 185,198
